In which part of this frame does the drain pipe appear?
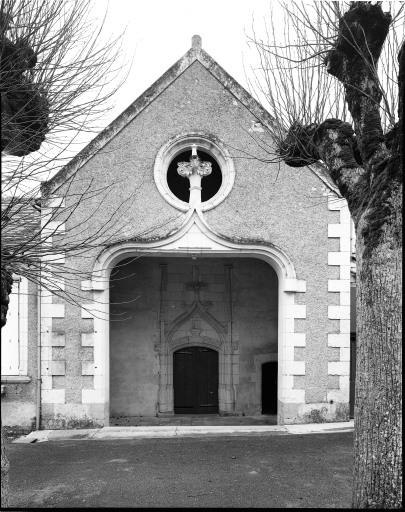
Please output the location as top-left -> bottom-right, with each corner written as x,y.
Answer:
35,263 -> 42,431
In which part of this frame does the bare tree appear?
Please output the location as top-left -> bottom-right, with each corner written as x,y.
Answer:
0,0 -> 130,506
248,1 -> 403,508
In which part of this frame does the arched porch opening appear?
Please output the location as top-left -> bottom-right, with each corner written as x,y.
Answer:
108,255 -> 279,422
90,214 -> 304,426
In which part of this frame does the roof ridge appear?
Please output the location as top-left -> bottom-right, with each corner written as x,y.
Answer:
41,38 -> 338,196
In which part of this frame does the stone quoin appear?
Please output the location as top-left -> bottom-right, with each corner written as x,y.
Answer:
1,36 -> 354,430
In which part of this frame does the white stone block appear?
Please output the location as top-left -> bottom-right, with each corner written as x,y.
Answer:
282,318 -> 296,334
283,279 -> 306,292
93,375 -> 104,388
81,278 -> 107,291
328,361 -> 350,376
41,362 -> 52,377
41,221 -> 66,235
340,265 -> 351,280
339,319 -> 351,334
41,331 -> 53,347
340,347 -> 351,362
40,271 -> 65,291
285,361 -> 305,375
340,292 -> 351,306
42,253 -> 65,264
339,375 -> 350,392
328,305 -> 350,320
81,362 -> 95,376
41,346 -> 52,360
46,197 -> 65,208
281,345 -> 295,364
340,205 -> 351,225
328,224 -> 345,238
81,280 -> 92,291
328,252 -> 350,266
41,376 -> 52,390
328,333 -> 350,347
328,195 -> 345,210
81,333 -> 94,347
42,389 -> 65,404
81,304 -> 97,319
42,303 -> 65,318
40,212 -> 52,228
285,333 -> 306,347
285,304 -> 306,319
328,279 -> 350,292
339,235 -> 351,252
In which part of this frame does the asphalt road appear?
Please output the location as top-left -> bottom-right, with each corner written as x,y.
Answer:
8,432 -> 353,508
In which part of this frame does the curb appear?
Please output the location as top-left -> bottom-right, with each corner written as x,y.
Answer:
13,421 -> 353,443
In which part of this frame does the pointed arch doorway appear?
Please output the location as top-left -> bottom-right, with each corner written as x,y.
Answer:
173,346 -> 219,414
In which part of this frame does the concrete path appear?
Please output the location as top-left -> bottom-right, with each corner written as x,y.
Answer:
14,420 -> 354,443
8,431 -> 353,508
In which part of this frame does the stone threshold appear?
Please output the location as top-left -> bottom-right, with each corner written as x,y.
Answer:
109,414 -> 278,427
13,421 -> 354,443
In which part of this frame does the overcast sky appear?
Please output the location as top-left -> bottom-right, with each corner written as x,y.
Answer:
93,0 -> 274,126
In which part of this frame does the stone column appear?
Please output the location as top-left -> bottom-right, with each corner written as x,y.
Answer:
177,144 -> 212,208
157,263 -> 172,413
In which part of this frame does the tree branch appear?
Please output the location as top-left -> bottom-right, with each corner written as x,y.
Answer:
324,2 -> 392,170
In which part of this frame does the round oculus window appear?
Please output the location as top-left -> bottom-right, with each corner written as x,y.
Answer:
153,134 -> 235,212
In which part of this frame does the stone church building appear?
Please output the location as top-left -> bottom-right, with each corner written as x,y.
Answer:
1,36 -> 354,431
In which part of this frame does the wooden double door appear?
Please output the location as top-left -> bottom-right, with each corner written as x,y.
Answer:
173,346 -> 219,414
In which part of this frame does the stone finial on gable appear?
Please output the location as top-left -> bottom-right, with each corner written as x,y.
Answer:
192,34 -> 202,50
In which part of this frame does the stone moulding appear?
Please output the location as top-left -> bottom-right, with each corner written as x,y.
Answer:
84,209 -> 309,425
154,132 -> 235,212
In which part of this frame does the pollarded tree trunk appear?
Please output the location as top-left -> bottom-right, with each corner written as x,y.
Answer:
320,4 -> 402,506
353,188 -> 402,507
0,426 -> 9,508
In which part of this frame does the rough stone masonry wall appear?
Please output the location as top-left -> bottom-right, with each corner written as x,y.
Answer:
36,60 -> 348,426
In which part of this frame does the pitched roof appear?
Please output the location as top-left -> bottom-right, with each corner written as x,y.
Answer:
42,35 -> 339,196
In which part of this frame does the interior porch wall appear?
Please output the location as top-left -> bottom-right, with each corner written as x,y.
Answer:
109,256 -> 278,418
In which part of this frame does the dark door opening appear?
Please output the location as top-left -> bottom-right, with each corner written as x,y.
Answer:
173,346 -> 219,414
262,361 -> 277,414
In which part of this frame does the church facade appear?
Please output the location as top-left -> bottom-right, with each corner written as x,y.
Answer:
1,36 -> 353,430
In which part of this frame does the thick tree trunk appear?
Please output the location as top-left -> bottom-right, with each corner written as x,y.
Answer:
353,187 -> 402,508
1,424 -> 10,508
1,269 -> 13,508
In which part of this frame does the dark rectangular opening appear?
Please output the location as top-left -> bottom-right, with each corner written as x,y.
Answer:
262,361 -> 277,415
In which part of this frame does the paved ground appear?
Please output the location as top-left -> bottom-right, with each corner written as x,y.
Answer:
7,432 -> 353,508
